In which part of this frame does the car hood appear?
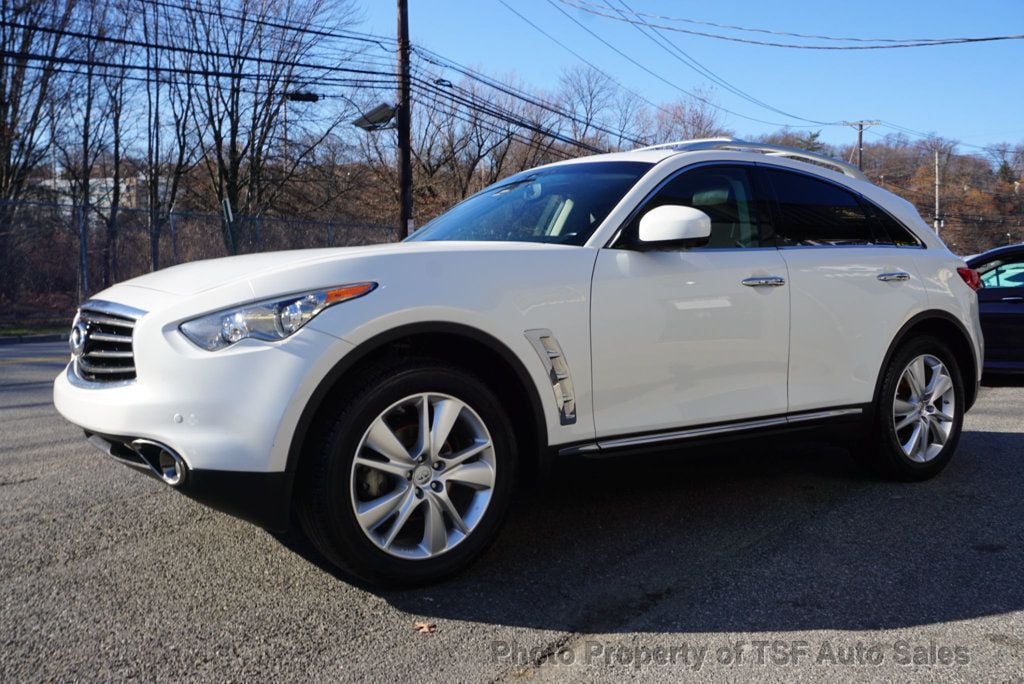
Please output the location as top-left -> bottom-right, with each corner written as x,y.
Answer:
109,241 -> 572,297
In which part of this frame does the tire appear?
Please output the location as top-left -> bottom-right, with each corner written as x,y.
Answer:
855,335 -> 965,481
296,357 -> 517,586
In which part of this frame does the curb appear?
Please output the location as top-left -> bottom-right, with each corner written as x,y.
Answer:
0,334 -> 66,346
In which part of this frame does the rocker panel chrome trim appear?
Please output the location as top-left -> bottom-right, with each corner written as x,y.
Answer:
559,407 -> 863,456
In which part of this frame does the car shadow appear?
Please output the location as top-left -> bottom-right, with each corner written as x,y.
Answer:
982,373 -> 1024,388
279,429 -> 1024,634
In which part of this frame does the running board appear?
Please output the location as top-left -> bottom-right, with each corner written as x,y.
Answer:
558,407 -> 864,456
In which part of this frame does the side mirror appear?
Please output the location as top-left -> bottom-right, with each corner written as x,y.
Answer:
637,205 -> 711,248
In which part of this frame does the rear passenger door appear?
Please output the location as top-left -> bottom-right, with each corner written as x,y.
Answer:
760,166 -> 929,412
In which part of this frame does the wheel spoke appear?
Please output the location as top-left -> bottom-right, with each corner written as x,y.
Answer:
927,374 -> 953,403
411,394 -> 430,460
354,455 -> 411,478
894,412 -> 918,432
430,488 -> 469,535
894,398 -> 917,417
381,491 -> 420,549
441,440 -> 490,469
933,409 -> 955,423
421,496 -> 448,554
443,460 -> 495,489
901,422 -> 923,459
906,357 -> 927,399
365,417 -> 413,464
356,485 -> 410,532
927,416 -> 948,447
430,398 -> 463,459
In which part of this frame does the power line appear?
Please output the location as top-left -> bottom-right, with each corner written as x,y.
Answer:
868,125 -> 1001,154
606,0 -> 835,126
0,19 -> 393,79
566,0 -> 1014,44
492,0 -> 679,124
557,0 -> 1024,50
541,0 -> 828,128
414,77 -> 606,153
414,48 -> 647,147
412,90 -> 575,161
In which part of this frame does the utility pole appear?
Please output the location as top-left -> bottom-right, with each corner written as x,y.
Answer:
396,0 -> 413,238
842,120 -> 880,170
933,149 -> 942,236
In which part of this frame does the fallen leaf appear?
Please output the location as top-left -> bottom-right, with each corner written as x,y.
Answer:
412,621 -> 436,635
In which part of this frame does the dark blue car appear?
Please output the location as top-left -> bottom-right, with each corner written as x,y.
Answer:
968,243 -> 1024,374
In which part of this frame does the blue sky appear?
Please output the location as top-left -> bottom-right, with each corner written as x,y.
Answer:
359,0 -> 1023,151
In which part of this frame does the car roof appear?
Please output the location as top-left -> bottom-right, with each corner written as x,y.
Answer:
541,138 -> 869,182
966,243 -> 1024,265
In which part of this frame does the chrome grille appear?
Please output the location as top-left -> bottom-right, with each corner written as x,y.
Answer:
72,302 -> 143,383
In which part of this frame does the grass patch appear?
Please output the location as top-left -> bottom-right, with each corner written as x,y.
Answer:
0,325 -> 67,337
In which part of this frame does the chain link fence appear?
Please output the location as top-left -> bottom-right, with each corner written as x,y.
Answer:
0,200 -> 396,332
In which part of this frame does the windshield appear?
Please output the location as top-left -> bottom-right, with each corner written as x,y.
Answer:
407,161 -> 652,245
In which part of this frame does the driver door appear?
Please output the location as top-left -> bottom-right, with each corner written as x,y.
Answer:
589,164 -> 791,437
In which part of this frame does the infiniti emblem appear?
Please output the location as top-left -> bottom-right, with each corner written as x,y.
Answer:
69,321 -> 88,358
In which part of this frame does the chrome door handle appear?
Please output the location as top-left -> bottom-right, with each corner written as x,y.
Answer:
877,272 -> 911,282
742,276 -> 786,287
1001,296 -> 1024,302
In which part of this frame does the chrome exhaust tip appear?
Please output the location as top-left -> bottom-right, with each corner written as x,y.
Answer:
129,439 -> 187,486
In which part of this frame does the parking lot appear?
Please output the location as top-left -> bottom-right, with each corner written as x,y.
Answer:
2,341 -> 1023,681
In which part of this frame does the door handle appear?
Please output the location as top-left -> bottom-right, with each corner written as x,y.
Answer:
1001,296 -> 1024,302
742,276 -> 786,287
877,272 -> 911,282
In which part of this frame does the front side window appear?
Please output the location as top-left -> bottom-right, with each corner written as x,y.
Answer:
407,161 -> 651,246
764,168 -> 876,246
977,257 -> 1024,288
624,165 -> 769,248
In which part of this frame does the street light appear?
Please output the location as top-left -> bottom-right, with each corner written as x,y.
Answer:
352,103 -> 397,132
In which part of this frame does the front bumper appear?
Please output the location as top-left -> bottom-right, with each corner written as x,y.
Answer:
54,325 -> 346,472
54,317 -> 355,531
84,430 -> 293,531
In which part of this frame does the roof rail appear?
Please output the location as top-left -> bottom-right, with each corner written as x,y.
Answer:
635,137 -> 867,181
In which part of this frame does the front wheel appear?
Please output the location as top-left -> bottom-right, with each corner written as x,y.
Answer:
296,359 -> 517,586
855,336 -> 965,481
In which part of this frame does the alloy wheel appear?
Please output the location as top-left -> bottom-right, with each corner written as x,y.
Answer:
350,393 -> 496,559
892,354 -> 956,463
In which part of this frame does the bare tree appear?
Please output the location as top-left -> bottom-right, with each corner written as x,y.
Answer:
183,0 -> 356,254
558,65 -> 614,149
643,88 -> 730,143
0,0 -> 76,297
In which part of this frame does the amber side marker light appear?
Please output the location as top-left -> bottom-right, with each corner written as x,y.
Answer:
326,282 -> 376,303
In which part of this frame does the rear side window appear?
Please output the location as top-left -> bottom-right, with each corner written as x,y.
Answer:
764,168 -> 875,246
861,201 -> 921,247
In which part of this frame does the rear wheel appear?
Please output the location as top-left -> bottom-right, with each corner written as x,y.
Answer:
297,359 -> 516,586
856,336 -> 964,481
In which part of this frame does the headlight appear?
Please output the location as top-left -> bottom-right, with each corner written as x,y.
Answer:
179,282 -> 376,351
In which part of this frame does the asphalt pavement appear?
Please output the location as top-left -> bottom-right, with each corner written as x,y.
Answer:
2,341 -> 1023,682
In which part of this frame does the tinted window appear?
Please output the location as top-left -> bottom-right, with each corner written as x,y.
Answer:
977,257 -> 1024,288
408,161 -> 651,246
630,165 -> 768,248
765,169 -> 875,246
862,201 -> 921,246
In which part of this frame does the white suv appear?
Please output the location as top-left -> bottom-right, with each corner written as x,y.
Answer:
54,139 -> 983,585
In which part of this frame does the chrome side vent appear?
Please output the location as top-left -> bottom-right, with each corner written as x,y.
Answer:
525,329 -> 577,426
70,300 -> 145,384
